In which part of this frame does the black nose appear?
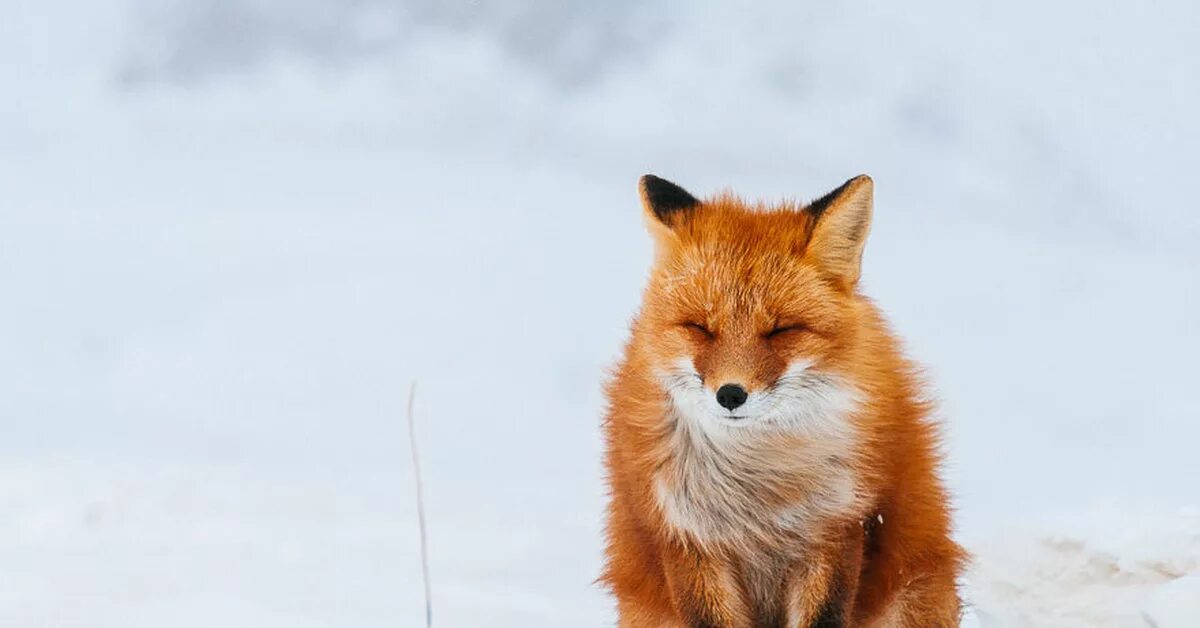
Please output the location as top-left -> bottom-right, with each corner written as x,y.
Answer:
715,384 -> 748,411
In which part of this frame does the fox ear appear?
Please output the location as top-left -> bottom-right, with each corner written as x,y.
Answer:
639,174 -> 699,228
804,175 -> 874,286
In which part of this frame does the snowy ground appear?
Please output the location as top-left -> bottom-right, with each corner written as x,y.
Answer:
2,1 -> 1198,626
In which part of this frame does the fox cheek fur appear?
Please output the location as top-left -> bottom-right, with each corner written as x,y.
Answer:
601,174 -> 966,627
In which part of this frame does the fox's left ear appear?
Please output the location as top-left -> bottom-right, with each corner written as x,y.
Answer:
804,175 -> 874,287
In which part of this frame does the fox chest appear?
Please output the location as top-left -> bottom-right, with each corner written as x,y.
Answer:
652,427 -> 862,545
653,442 -> 867,627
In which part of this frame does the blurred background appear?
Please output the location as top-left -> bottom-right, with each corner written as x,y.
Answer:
2,1 -> 1198,626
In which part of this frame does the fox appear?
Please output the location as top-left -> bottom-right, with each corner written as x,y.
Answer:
600,174 -> 966,627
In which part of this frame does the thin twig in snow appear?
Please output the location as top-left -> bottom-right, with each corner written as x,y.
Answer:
407,381 -> 432,628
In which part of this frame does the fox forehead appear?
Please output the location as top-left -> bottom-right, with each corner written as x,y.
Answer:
654,197 -> 820,275
658,258 -> 820,317
669,195 -> 816,248
650,235 -> 841,330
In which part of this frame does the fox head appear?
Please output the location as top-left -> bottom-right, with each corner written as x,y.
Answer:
634,174 -> 876,432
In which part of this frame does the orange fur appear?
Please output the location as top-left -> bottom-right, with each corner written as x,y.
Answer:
601,175 -> 966,627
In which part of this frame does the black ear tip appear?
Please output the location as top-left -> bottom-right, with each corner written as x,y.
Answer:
806,174 -> 873,219
639,174 -> 699,222
846,174 -> 874,192
639,173 -> 665,184
638,174 -> 671,197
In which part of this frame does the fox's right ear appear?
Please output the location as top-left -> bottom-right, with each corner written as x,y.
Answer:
639,175 -> 698,252
639,174 -> 699,227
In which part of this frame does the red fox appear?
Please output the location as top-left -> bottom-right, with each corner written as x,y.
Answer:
601,175 -> 965,627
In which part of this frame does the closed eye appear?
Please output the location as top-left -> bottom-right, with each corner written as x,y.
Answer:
766,324 -> 807,338
683,322 -> 714,338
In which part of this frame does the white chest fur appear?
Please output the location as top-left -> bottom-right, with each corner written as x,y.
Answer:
653,362 -> 864,549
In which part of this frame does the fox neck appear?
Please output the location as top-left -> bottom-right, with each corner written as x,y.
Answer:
651,382 -> 866,552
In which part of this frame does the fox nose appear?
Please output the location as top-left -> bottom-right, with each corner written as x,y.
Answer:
715,384 -> 748,411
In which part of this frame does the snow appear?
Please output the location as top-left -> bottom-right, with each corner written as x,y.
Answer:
966,510 -> 1200,627
1143,573 -> 1200,628
2,0 -> 1198,626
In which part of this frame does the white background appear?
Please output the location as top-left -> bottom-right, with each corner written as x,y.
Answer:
2,1 -> 1198,626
